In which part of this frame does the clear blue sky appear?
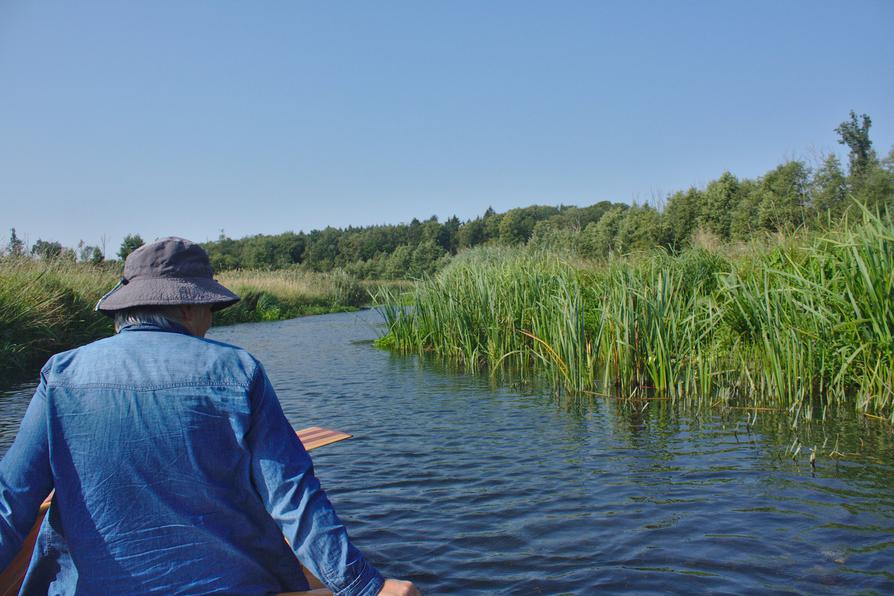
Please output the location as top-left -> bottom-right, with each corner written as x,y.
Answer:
1,0 -> 892,254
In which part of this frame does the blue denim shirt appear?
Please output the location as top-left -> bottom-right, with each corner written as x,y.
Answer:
0,323 -> 384,595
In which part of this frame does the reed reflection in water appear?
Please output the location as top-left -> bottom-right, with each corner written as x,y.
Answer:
1,309 -> 892,594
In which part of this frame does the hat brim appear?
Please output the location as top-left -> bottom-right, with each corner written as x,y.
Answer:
96,277 -> 240,315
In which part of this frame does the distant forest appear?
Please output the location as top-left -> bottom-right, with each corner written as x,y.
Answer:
10,112 -> 893,280
200,111 -> 893,278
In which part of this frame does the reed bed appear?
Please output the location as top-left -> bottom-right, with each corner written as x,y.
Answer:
213,268 -> 367,324
376,211 -> 894,423
0,259 -> 116,381
0,262 -> 369,385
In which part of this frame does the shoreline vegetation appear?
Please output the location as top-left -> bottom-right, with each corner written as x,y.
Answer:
4,113 -> 893,424
376,208 -> 894,425
0,263 -> 376,387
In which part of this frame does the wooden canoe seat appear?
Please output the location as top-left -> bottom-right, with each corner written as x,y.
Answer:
296,426 -> 352,451
0,427 -> 351,596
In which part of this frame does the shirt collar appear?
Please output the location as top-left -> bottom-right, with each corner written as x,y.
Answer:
117,320 -> 194,336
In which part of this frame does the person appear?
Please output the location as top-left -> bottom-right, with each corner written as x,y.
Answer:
0,237 -> 419,596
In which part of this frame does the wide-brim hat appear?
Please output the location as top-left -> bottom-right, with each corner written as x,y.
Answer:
96,237 -> 240,316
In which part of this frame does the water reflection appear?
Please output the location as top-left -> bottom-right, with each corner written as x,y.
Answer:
1,310 -> 892,594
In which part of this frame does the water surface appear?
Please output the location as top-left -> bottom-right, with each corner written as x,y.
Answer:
2,310 -> 893,594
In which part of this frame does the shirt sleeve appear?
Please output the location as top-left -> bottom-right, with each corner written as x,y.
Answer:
245,364 -> 385,596
0,375 -> 54,570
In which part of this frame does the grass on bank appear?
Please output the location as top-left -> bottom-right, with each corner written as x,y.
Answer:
0,259 -> 116,382
376,209 -> 894,424
0,263 -> 372,385
213,268 -> 368,324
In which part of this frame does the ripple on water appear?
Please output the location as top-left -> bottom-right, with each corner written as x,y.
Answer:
1,310 -> 893,594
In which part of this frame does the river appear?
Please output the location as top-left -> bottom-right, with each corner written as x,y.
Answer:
2,309 -> 893,594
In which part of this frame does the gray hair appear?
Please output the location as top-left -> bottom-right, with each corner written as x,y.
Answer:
113,306 -> 185,333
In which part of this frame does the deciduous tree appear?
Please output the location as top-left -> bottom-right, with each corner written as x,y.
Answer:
835,111 -> 875,182
756,160 -> 809,231
700,172 -> 741,240
118,234 -> 144,260
32,239 -> 63,260
811,154 -> 848,217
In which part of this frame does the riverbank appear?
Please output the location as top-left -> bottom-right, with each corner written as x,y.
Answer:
3,306 -> 891,593
0,262 -> 374,386
377,210 -> 894,424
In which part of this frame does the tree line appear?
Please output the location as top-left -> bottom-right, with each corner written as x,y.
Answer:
7,112 -> 893,278
201,111 -> 892,276
5,232 -> 145,264
201,201 -> 623,278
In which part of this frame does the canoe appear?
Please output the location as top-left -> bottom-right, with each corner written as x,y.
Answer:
0,427 -> 352,596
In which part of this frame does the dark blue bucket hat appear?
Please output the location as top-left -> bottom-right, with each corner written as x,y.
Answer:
95,237 -> 240,315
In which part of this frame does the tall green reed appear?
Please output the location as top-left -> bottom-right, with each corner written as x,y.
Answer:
0,260 -> 369,385
376,212 -> 894,423
0,259 -> 115,382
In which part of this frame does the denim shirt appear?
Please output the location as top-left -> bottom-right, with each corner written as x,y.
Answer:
0,323 -> 384,595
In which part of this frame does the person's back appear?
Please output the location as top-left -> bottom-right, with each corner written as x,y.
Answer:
0,237 -> 418,596
21,323 -> 326,593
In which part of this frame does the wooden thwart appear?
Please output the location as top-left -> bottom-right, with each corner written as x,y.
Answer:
0,427 -> 351,596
